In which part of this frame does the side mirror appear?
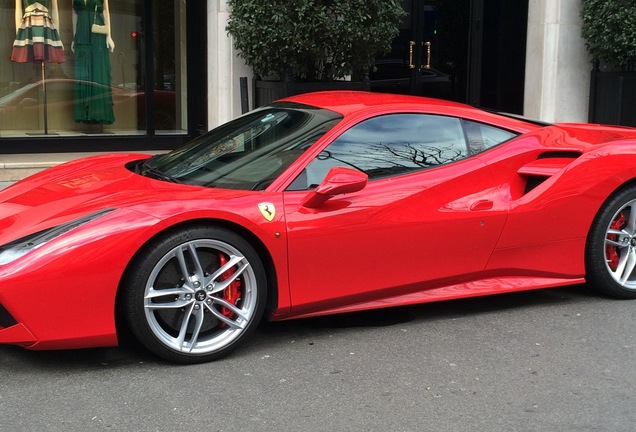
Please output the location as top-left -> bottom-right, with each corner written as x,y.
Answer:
301,167 -> 367,208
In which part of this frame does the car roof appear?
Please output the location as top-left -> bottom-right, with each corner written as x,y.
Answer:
280,91 -> 540,133
281,91 -> 467,115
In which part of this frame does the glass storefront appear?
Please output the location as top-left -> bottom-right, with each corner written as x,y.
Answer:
0,0 -> 203,152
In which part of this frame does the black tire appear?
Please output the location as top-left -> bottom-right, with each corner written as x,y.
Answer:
122,225 -> 267,363
586,186 -> 636,299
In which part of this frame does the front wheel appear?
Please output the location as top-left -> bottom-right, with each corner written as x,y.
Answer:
586,187 -> 636,299
123,226 -> 267,363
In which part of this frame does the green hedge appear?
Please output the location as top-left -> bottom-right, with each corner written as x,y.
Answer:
581,0 -> 636,69
226,0 -> 405,81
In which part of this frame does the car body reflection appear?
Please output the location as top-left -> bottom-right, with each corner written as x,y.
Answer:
370,58 -> 454,98
0,79 -> 176,133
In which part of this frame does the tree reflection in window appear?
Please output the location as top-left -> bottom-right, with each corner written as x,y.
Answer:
302,114 -> 468,187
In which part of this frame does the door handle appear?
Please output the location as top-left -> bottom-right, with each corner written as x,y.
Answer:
470,200 -> 494,211
409,41 -> 416,69
422,41 -> 431,70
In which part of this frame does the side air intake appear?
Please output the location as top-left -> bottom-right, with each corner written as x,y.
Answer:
518,152 -> 581,194
0,304 -> 17,328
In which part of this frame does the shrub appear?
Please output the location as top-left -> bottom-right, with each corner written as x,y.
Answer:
581,0 -> 636,70
226,0 -> 405,81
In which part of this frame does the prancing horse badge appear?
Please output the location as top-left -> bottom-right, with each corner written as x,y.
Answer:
258,202 -> 276,222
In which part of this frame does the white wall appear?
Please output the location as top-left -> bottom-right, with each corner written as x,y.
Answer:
207,0 -> 251,129
524,0 -> 591,123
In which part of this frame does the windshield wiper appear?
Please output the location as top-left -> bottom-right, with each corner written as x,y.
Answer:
140,159 -> 181,183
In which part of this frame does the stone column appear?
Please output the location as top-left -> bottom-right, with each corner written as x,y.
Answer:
524,0 -> 591,122
207,0 -> 252,129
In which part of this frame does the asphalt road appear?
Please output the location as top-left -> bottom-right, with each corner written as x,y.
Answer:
0,284 -> 634,431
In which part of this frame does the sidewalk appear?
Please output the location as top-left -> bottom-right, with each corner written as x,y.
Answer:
0,151 -> 164,190
0,152 -> 112,183
0,152 -> 96,191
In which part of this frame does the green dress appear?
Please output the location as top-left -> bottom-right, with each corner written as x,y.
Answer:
73,0 -> 114,124
11,0 -> 65,63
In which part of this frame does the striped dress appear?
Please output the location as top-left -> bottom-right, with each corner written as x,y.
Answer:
11,0 -> 65,63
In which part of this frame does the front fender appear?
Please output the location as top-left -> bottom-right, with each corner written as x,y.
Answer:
0,208 -> 160,349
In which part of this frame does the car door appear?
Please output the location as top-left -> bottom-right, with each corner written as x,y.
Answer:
282,113 -> 512,313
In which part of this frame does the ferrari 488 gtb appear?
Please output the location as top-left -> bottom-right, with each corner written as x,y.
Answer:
1,91 -> 636,363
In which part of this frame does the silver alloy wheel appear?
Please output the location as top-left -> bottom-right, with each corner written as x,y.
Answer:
143,238 -> 258,354
604,198 -> 636,290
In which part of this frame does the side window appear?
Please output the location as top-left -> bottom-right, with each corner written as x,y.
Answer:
288,114 -> 469,190
463,120 -> 518,154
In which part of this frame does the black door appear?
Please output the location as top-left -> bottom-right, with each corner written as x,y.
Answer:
473,0 -> 528,113
371,0 -> 527,114
370,0 -> 470,102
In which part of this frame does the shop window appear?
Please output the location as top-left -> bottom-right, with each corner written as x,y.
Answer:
0,0 -> 188,138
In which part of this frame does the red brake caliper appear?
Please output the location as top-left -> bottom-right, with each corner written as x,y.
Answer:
218,254 -> 241,326
606,212 -> 625,271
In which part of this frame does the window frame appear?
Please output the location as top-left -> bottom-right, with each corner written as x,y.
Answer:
286,112 -> 520,191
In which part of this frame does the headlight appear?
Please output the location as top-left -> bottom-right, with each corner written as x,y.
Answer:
0,209 -> 114,265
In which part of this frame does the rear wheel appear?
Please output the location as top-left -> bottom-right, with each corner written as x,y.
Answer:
123,226 -> 266,363
587,187 -> 636,299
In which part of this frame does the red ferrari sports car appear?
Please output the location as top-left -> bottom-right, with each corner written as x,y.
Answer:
1,91 -> 636,363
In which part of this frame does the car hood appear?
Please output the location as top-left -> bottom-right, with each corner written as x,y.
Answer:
0,153 -> 249,245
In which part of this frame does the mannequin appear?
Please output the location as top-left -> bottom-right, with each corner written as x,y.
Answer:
72,0 -> 115,125
11,0 -> 65,63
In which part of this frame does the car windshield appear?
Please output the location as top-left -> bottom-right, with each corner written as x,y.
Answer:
142,102 -> 342,190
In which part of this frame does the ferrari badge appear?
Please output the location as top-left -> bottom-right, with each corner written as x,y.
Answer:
258,202 -> 276,222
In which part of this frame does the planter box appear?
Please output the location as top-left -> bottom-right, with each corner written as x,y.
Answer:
253,79 -> 370,108
589,70 -> 636,127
